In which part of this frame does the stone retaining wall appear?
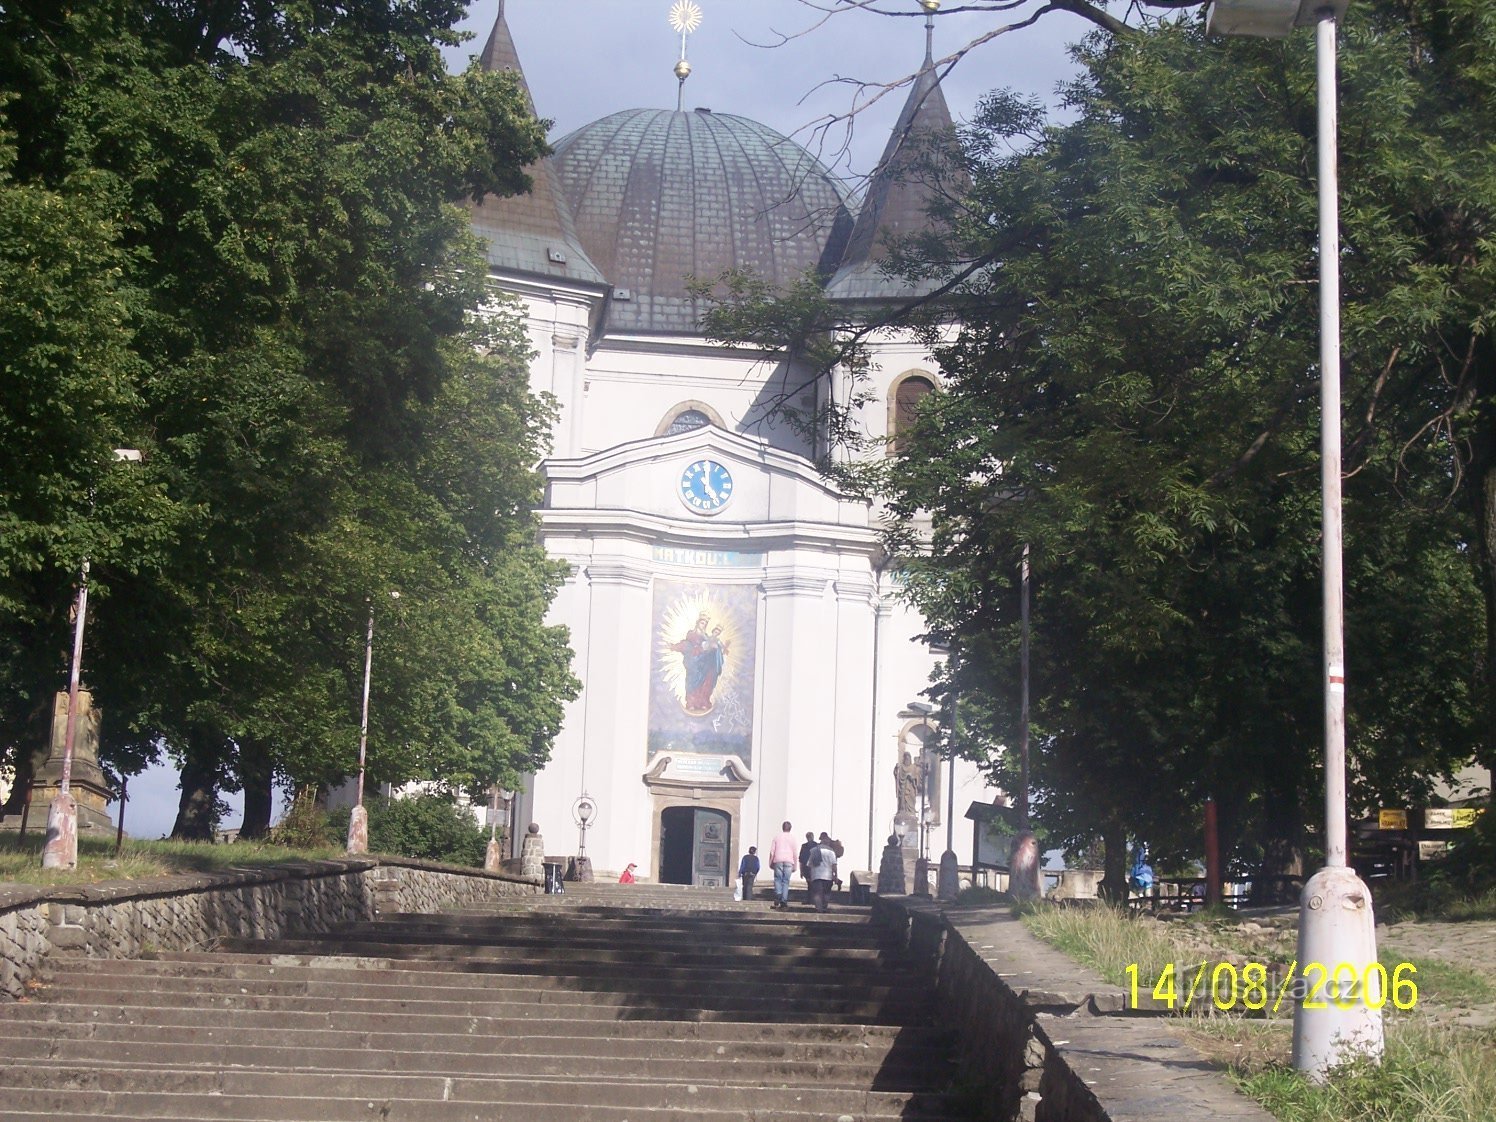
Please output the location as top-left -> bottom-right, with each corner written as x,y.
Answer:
0,857 -> 540,1000
873,896 -> 1277,1122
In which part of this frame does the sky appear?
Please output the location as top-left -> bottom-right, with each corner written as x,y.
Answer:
114,1 -> 1096,841
449,0 -> 1092,178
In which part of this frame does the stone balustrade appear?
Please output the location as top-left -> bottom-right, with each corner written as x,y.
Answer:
0,857 -> 540,1000
873,895 -> 1279,1122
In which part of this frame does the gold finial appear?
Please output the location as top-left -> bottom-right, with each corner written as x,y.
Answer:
669,1 -> 703,111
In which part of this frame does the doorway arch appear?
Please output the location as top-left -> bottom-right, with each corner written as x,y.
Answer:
659,805 -> 731,887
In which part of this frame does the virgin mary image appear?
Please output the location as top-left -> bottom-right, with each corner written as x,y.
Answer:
669,615 -> 729,715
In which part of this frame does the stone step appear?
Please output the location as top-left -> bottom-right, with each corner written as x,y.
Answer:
0,1034 -> 950,1088
0,1073 -> 962,1119
315,921 -> 897,958
50,952 -> 928,1004
5,889 -> 971,1120
0,1011 -> 951,1067
212,937 -> 898,974
68,952 -> 932,1011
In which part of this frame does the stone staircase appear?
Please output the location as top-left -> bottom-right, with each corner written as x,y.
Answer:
0,882 -> 976,1120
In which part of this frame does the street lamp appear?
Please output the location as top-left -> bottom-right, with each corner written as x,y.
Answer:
42,448 -> 142,870
1207,0 -> 1382,1080
1007,543 -> 1042,900
346,589 -> 399,856
570,793 -> 597,882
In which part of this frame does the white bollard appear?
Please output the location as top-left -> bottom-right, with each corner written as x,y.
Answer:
1291,865 -> 1384,1080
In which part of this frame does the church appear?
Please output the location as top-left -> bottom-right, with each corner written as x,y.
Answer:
471,2 -> 996,886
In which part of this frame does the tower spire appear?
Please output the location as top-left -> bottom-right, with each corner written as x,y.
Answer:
669,1 -> 703,111
921,0 -> 939,67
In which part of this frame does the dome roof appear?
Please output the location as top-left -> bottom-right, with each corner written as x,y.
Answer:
552,108 -> 852,335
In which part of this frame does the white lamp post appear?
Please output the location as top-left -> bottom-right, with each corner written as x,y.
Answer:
1007,543 -> 1042,899
346,589 -> 399,856
42,448 -> 142,870
1207,0 -> 1382,1080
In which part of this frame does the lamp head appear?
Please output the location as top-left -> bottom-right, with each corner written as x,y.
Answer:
1206,0 -> 1350,38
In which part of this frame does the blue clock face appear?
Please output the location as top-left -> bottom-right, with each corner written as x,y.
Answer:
678,458 -> 734,514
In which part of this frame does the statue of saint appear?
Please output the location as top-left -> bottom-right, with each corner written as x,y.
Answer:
894,751 -> 920,816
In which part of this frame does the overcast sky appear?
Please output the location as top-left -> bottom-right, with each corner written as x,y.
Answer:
117,1 -> 1094,841
449,0 -> 1091,178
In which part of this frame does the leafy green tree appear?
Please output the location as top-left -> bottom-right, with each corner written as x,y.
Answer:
327,793 -> 488,867
897,9 -> 1489,882
0,1 -> 577,835
703,4 -> 1489,888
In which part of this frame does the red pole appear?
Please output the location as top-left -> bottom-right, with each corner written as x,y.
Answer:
1204,797 -> 1222,907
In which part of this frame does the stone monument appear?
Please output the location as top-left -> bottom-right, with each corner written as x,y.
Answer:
29,691 -> 114,831
876,834 -> 907,895
519,822 -> 545,879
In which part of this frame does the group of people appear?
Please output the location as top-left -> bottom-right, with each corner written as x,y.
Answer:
750,822 -> 843,912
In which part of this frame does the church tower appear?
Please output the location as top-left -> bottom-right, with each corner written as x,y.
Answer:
469,2 -> 987,889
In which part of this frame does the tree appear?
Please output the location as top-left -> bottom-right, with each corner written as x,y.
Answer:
0,1 -> 577,835
702,3 -> 1490,882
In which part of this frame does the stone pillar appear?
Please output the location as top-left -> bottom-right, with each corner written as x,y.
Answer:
520,823 -> 545,879
30,691 -> 114,831
876,835 -> 907,895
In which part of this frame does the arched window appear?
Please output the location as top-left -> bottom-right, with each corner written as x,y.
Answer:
889,373 -> 935,454
664,409 -> 712,436
655,400 -> 726,438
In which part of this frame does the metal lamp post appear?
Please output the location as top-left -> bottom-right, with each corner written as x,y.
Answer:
1207,0 -> 1382,1079
42,448 -> 142,870
571,793 -> 596,882
346,590 -> 399,856
1007,543 -> 1042,899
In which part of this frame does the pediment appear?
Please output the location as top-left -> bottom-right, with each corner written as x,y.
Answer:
541,427 -> 870,530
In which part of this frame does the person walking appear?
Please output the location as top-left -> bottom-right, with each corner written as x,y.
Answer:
737,846 -> 760,901
768,821 -> 797,909
798,831 -> 816,884
807,835 -> 838,913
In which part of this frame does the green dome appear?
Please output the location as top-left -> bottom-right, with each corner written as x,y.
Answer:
553,109 -> 852,335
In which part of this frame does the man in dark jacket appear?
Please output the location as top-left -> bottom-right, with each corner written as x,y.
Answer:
738,846 -> 760,900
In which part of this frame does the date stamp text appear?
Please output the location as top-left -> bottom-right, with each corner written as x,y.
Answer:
1124,960 -> 1418,1013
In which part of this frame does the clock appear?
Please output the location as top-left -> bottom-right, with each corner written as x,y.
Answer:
678,458 -> 734,514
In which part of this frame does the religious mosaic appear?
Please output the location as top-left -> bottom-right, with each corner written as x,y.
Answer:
647,580 -> 757,766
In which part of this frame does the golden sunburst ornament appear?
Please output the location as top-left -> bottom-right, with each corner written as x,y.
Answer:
668,0 -> 703,36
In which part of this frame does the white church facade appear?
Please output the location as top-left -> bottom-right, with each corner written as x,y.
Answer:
473,3 -> 997,884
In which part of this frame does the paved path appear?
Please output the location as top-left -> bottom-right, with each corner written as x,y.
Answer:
1376,917 -> 1496,1031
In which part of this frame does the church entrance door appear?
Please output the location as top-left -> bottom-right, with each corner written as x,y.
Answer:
658,806 -> 730,887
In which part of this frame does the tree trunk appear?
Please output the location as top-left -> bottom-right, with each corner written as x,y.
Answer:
1098,818 -> 1129,904
238,740 -> 274,840
3,695 -> 54,816
171,738 -> 220,841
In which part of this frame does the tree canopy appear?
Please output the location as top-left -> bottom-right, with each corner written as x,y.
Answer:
0,0 -> 577,836
703,0 -> 1491,888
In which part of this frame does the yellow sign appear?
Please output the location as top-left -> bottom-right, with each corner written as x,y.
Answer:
1378,809 -> 1408,831
1422,807 -> 1481,829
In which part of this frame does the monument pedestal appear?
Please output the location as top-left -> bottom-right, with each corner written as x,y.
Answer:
28,691 -> 114,832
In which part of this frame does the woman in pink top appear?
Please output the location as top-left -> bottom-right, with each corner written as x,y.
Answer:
767,821 -> 798,909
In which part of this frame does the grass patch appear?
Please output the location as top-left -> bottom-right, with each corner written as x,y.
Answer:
1377,884 -> 1496,925
1190,1019 -> 1496,1122
0,833 -> 345,888
1378,950 -> 1495,1009
1018,901 -> 1190,987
